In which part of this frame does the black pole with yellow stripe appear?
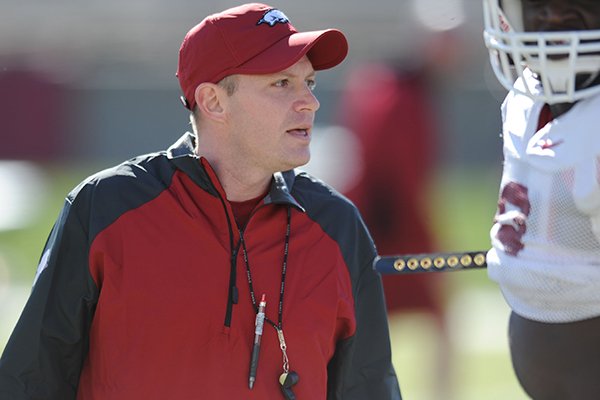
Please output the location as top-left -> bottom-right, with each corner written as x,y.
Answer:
374,251 -> 487,274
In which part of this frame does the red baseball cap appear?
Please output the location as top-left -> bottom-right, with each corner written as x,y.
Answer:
176,3 -> 349,110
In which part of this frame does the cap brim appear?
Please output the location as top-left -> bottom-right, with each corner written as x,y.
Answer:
218,29 -> 348,79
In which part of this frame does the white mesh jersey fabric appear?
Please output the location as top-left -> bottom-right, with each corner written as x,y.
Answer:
488,71 -> 600,322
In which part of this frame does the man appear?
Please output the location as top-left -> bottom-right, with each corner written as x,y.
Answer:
0,3 -> 401,399
483,0 -> 600,398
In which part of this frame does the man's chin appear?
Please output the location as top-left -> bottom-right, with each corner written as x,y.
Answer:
285,154 -> 311,171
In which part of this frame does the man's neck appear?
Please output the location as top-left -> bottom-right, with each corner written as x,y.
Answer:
549,102 -> 575,118
194,130 -> 274,202
219,167 -> 272,202
198,150 -> 272,201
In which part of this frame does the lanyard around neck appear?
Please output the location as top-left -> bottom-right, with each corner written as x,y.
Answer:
239,206 -> 291,331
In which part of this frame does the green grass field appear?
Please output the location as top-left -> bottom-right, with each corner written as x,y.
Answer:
0,163 -> 529,399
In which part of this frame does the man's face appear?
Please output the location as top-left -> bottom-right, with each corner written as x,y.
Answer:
222,55 -> 320,175
522,0 -> 600,32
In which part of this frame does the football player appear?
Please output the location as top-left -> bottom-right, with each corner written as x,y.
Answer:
483,0 -> 600,398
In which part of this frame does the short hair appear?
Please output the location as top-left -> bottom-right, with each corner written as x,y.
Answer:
218,75 -> 238,96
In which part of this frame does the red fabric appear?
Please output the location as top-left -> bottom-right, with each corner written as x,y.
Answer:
230,193 -> 265,229
81,166 -> 356,399
537,104 -> 554,131
338,63 -> 444,314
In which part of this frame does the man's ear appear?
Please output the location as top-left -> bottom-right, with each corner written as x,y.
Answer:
194,83 -> 226,122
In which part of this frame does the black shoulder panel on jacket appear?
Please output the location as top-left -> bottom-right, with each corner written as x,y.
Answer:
292,170 -> 402,400
69,152 -> 177,244
291,170 -> 376,279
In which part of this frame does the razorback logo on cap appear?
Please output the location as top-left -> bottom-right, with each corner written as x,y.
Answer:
257,9 -> 289,27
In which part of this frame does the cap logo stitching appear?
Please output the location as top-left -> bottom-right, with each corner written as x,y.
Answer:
257,9 -> 289,27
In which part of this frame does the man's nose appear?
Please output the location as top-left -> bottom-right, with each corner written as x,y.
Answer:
296,86 -> 320,113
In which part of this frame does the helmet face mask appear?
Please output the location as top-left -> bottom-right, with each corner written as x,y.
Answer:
483,0 -> 600,104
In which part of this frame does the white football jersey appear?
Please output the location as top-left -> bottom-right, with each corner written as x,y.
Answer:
488,70 -> 600,323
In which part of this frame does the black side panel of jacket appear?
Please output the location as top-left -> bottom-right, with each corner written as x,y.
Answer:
0,199 -> 95,399
291,172 -> 402,400
0,152 -> 177,400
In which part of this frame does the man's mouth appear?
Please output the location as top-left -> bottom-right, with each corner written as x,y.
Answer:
287,128 -> 310,138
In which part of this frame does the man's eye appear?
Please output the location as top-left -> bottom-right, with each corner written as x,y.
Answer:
306,79 -> 316,90
275,79 -> 289,87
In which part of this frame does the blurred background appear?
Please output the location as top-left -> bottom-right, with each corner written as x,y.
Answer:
0,0 -> 528,398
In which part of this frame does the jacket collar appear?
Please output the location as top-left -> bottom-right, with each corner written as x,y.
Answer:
268,171 -> 304,211
167,132 -> 304,211
167,132 -> 218,196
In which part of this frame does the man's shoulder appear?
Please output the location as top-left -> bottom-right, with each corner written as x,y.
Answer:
67,151 -> 175,208
293,170 -> 354,204
291,170 -> 361,220
58,151 -> 177,239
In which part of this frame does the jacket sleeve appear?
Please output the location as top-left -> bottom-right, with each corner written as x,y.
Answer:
327,209 -> 402,400
0,197 -> 98,400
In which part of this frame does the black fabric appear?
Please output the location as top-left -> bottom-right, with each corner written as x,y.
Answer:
292,172 -> 401,399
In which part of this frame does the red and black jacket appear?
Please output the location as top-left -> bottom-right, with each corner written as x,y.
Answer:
0,133 -> 401,399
